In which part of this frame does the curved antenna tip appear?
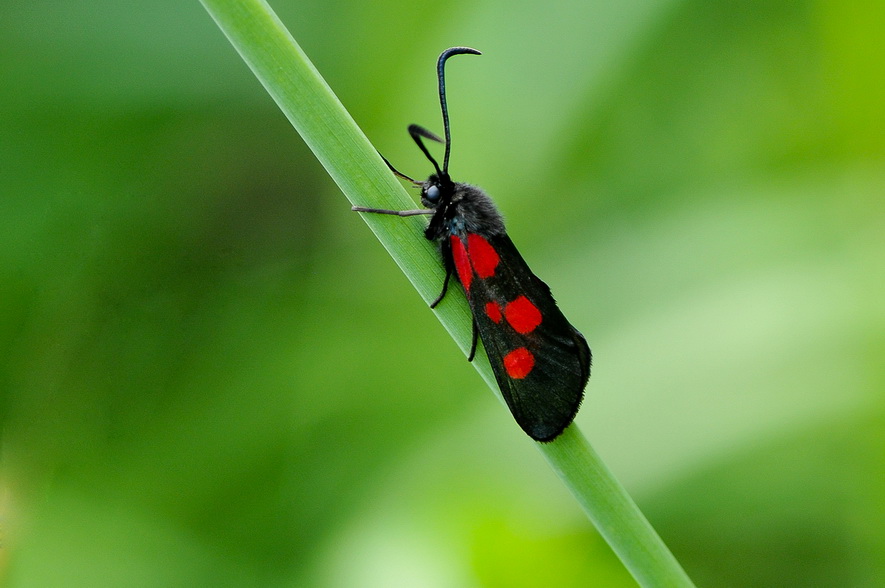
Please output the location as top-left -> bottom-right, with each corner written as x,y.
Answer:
408,124 -> 444,144
439,47 -> 482,60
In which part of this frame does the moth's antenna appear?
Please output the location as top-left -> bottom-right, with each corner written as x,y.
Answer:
437,47 -> 481,174
408,124 -> 444,178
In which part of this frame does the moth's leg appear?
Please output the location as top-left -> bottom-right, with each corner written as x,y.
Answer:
351,206 -> 432,216
430,261 -> 452,309
467,318 -> 479,362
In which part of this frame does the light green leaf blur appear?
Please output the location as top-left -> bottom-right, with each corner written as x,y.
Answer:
1,0 -> 882,586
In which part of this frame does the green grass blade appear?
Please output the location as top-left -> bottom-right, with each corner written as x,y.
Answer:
199,0 -> 696,585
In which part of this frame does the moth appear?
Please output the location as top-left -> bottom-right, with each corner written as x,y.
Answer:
354,47 -> 591,441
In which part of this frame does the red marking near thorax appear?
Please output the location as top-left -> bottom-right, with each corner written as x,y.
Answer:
450,236 -> 472,291
504,296 -> 542,334
451,234 -> 500,292
503,347 -> 535,379
467,234 -> 499,277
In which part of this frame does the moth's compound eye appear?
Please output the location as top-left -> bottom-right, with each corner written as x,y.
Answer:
425,184 -> 441,203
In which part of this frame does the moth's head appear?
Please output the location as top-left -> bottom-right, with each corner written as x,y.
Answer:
419,173 -> 453,209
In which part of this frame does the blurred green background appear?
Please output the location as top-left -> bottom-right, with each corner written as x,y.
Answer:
2,0 -> 883,585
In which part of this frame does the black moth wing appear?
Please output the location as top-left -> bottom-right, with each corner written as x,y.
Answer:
459,233 -> 591,441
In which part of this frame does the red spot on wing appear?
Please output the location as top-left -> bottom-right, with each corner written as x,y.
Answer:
485,301 -> 503,323
504,295 -> 542,334
466,234 -> 499,278
503,347 -> 535,379
450,236 -> 472,291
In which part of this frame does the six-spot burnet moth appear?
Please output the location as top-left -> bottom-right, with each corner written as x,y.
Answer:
353,47 -> 591,442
